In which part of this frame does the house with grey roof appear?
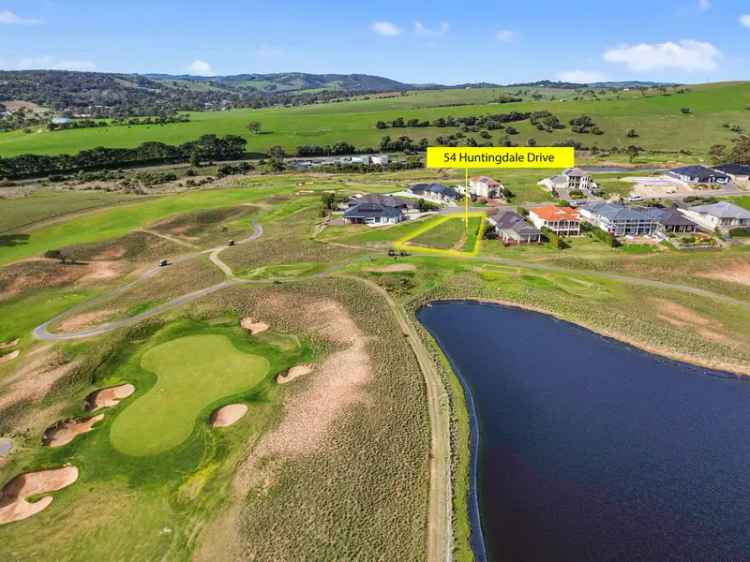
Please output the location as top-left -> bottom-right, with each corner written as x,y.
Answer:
713,164 -> 750,182
488,210 -> 541,244
408,183 -> 461,206
579,202 -> 665,236
346,194 -> 414,211
344,202 -> 406,226
539,167 -> 598,195
678,202 -> 750,232
656,208 -> 699,234
668,165 -> 730,185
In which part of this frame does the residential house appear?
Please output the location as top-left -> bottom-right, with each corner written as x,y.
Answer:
370,154 -> 390,166
656,208 -> 699,234
344,202 -> 406,225
469,176 -> 504,199
539,168 -> 597,194
579,202 -> 664,236
529,205 -> 581,236
346,194 -> 414,211
678,202 -> 750,232
713,164 -> 750,182
488,210 -> 541,244
668,165 -> 730,185
408,183 -> 461,206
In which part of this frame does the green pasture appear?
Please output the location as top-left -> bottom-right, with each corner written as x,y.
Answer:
1,82 -> 749,159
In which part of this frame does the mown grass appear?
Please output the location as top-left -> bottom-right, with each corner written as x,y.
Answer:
110,334 -> 270,456
0,190 -> 137,233
0,186 -> 291,266
1,82 -> 749,159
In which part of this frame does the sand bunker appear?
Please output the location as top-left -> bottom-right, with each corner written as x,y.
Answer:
277,364 -> 313,385
241,317 -> 269,335
210,404 -> 248,428
43,415 -> 104,448
365,264 -> 416,273
0,350 -> 20,364
652,298 -> 732,345
57,309 -> 116,333
0,466 -> 79,525
0,339 -> 18,350
85,384 -> 135,411
698,261 -> 750,287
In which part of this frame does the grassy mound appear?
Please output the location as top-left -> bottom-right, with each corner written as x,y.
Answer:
110,334 -> 270,456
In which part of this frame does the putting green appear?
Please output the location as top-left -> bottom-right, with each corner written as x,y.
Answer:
110,334 -> 270,456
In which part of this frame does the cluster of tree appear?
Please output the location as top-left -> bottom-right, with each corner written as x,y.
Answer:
491,95 -> 523,103
375,111 -> 531,131
569,115 -> 603,134
379,135 -> 429,152
217,162 -> 254,177
541,227 -> 568,250
47,114 -> 191,132
707,135 -> 750,165
121,171 -> 178,189
0,134 -> 247,179
583,223 -> 620,247
296,142 -> 358,156
529,111 -> 566,132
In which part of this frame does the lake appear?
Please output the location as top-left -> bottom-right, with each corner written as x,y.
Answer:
417,301 -> 750,562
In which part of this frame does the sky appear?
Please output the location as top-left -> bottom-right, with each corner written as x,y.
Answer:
1,0 -> 749,84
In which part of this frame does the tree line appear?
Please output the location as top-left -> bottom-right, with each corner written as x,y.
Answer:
0,134 -> 247,179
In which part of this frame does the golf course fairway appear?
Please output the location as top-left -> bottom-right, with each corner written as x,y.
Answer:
110,334 -> 270,456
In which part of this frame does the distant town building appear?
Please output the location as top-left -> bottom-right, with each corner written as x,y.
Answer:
51,117 -> 71,125
678,202 -> 750,232
488,210 -> 541,244
370,154 -> 390,166
469,176 -> 504,199
668,165 -> 730,185
529,205 -> 581,236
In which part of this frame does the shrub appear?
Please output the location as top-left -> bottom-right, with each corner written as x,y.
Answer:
730,227 -> 750,237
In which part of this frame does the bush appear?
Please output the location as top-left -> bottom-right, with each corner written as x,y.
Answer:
730,227 -> 750,237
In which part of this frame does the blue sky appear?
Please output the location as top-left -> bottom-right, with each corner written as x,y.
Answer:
1,0 -> 749,84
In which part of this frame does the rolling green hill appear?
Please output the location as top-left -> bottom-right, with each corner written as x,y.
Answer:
1,82 -> 748,161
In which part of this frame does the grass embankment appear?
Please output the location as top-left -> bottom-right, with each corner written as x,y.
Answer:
1,82 -> 748,159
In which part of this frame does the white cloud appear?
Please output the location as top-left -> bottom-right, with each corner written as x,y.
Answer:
1,56 -> 95,71
370,21 -> 401,37
603,40 -> 721,72
740,15 -> 750,28
414,21 -> 449,36
556,70 -> 607,83
698,0 -> 711,11
0,10 -> 42,24
496,29 -> 517,43
188,59 -> 215,76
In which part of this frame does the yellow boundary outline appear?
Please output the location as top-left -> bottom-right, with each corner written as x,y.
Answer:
394,212 -> 487,258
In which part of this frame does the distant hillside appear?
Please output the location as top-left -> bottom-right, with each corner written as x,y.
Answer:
509,80 -> 678,90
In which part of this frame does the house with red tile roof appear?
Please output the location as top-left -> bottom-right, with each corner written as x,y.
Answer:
529,205 -> 581,236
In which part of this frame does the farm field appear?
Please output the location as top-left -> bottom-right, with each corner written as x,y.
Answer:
1,169 -> 750,561
2,82 -> 750,160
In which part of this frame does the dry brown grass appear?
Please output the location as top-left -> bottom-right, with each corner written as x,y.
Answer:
651,297 -> 733,346
698,260 -> 750,287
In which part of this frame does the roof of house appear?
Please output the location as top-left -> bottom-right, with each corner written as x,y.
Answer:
670,165 -> 730,181
687,201 -> 750,219
657,207 -> 698,227
344,203 -> 404,220
491,210 -> 540,235
531,205 -> 580,222
348,194 -> 410,208
582,202 -> 664,222
409,183 -> 460,199
471,176 -> 501,186
714,164 -> 750,176
563,167 -> 590,178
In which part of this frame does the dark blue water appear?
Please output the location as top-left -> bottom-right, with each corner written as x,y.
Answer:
417,301 -> 750,562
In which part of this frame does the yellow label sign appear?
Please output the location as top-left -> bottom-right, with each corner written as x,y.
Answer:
426,146 -> 575,169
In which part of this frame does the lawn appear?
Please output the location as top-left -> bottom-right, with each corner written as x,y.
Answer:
404,215 -> 484,254
1,82 -> 749,160
110,334 -> 270,456
0,190 -> 137,233
0,185 -> 290,266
